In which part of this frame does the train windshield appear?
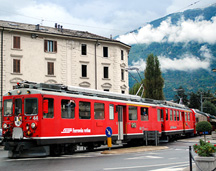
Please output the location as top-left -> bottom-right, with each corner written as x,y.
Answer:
15,99 -> 22,116
4,99 -> 13,116
24,98 -> 38,115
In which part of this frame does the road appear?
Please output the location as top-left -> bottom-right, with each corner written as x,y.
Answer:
0,139 -> 198,171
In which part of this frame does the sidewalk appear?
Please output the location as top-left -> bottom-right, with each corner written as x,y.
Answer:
181,135 -> 216,171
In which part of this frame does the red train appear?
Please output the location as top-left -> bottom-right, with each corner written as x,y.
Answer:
2,81 -> 196,157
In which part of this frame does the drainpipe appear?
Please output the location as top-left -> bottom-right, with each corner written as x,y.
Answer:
95,41 -> 98,90
1,27 -> 4,127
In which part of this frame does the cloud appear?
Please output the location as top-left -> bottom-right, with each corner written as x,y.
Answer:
117,16 -> 216,44
129,45 -> 212,72
0,0 -> 178,37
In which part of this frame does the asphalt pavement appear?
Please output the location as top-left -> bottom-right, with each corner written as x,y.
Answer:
101,135 -> 216,171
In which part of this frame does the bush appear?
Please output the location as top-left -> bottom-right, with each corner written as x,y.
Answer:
196,121 -> 212,133
193,139 -> 216,157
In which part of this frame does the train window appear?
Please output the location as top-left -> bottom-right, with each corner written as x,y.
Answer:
157,110 -> 160,121
174,110 -> 176,121
79,101 -> 91,119
180,112 -> 182,121
43,98 -> 54,118
3,99 -> 13,116
15,99 -> 22,116
61,100 -> 75,119
109,104 -> 114,120
188,113 -> 190,121
185,113 -> 187,121
129,106 -> 137,120
177,111 -> 179,121
170,110 -> 173,121
166,109 -> 168,120
25,98 -> 38,115
141,107 -> 148,121
157,109 -> 164,121
94,103 -> 104,119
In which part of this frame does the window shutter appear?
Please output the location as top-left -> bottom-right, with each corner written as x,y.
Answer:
44,40 -> 47,52
54,41 -> 57,52
13,36 -> 20,49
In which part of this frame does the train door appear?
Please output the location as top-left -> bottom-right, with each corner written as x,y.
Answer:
117,105 -> 125,140
181,112 -> 185,133
11,97 -> 23,139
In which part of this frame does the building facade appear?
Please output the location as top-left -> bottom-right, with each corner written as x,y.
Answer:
0,20 -> 131,106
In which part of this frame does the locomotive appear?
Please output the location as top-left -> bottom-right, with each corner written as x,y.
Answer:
2,81 -> 197,157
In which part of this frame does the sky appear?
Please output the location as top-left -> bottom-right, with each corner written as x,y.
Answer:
0,0 -> 215,72
0,0 -> 215,37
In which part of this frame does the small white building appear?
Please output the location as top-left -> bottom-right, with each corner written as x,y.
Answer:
0,20 -> 131,107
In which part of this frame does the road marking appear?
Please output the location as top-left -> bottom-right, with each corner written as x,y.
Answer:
103,161 -> 188,170
126,155 -> 163,160
4,152 -> 105,162
149,163 -> 189,171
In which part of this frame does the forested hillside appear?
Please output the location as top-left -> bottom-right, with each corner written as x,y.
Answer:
118,4 -> 216,100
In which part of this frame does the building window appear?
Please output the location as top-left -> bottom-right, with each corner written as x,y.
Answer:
44,40 -> 57,52
121,90 -> 125,94
103,47 -> 108,57
81,65 -> 87,77
121,69 -> 124,80
13,59 -> 20,73
13,36 -> 20,49
121,50 -> 124,60
81,44 -> 87,55
47,62 -> 54,75
103,67 -> 109,78
104,89 -> 109,92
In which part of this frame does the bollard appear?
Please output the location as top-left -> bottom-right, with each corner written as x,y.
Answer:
107,137 -> 112,150
189,146 -> 192,171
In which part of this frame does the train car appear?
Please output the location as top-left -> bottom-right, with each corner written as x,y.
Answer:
2,81 -> 196,157
2,81 -> 163,157
157,102 -> 195,141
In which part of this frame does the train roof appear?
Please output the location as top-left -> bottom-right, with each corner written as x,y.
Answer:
7,81 -> 190,110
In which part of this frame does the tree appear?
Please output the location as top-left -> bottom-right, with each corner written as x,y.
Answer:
195,121 -> 212,141
188,90 -> 215,113
143,54 -> 164,100
173,86 -> 188,105
188,92 -> 200,109
203,101 -> 216,116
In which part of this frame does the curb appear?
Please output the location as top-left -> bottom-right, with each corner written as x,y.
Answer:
101,146 -> 168,154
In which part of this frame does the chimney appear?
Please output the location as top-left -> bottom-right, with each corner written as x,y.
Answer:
110,34 -> 112,39
35,24 -> 40,30
55,23 -> 58,28
58,24 -> 60,31
61,25 -> 63,32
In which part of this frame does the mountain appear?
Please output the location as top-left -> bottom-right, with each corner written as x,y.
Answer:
117,4 -> 216,100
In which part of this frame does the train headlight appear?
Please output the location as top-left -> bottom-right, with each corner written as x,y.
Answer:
3,123 -> 8,129
26,124 -> 30,130
31,122 -> 36,129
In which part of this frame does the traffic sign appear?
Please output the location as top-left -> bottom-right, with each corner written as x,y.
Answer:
105,127 -> 112,137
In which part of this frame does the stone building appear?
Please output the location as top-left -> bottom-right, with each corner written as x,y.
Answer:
0,20 -> 131,108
